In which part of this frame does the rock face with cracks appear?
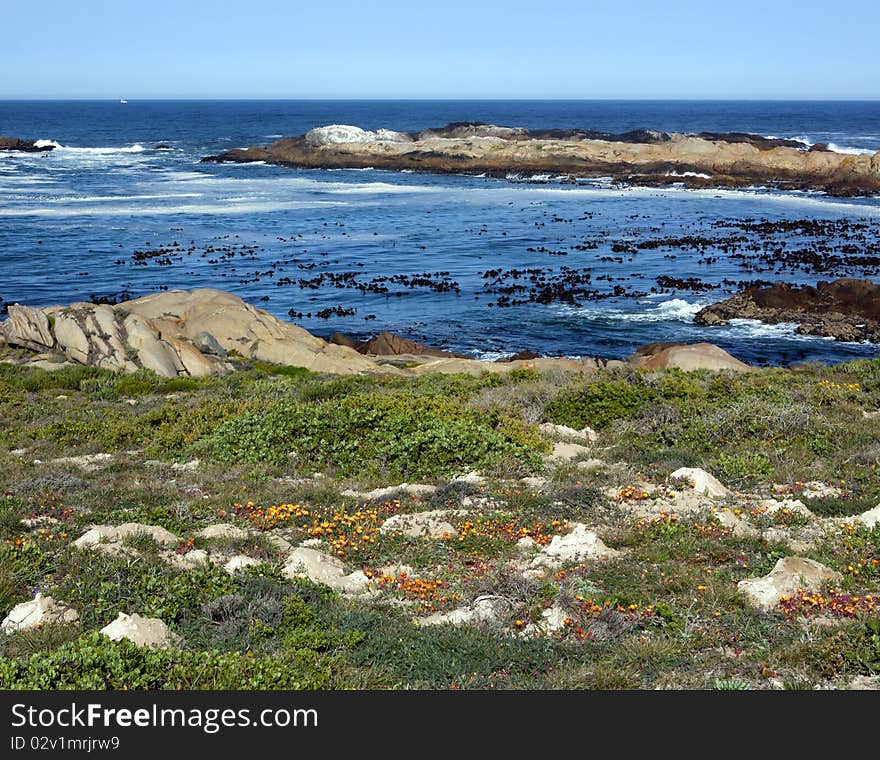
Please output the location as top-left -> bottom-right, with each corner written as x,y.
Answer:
1,290 -> 379,378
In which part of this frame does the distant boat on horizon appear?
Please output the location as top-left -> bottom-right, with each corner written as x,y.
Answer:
119,99 -> 128,104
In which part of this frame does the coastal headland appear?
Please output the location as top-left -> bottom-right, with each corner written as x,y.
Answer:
202,122 -> 880,196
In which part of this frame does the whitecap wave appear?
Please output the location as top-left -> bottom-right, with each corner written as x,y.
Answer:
619,298 -> 704,322
826,143 -> 876,156
0,199 -> 349,218
43,192 -> 203,204
468,350 -> 514,361
726,318 -> 811,339
558,298 -> 704,324
33,140 -> 145,154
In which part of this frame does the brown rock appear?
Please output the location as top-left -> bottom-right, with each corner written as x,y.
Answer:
497,350 -> 541,362
0,137 -> 54,153
358,331 -> 462,358
329,332 -> 360,350
695,278 -> 880,343
629,342 -> 750,372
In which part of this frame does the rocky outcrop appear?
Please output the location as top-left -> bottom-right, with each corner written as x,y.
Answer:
202,123 -> 880,196
0,137 -> 55,153
694,279 -> 880,343
1,289 -> 384,378
629,342 -> 751,371
418,595 -> 511,627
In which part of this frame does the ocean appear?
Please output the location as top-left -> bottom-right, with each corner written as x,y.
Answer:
1,99 -> 879,365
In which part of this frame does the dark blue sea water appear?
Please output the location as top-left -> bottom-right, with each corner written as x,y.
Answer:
2,100 -> 880,365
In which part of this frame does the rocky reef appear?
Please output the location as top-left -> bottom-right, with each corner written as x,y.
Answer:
202,122 -> 880,196
694,278 -> 880,343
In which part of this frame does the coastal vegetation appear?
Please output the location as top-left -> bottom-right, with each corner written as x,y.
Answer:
1,352 -> 879,689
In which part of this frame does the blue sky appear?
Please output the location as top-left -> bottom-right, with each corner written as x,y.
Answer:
3,0 -> 878,99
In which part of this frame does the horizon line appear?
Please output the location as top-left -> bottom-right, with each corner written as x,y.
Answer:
2,96 -> 880,102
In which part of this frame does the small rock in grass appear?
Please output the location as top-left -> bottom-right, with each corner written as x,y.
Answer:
418,595 -> 510,627
2,593 -> 79,633
843,504 -> 880,529
547,442 -> 592,464
74,523 -> 180,549
168,548 -> 209,570
224,555 -> 261,574
737,557 -> 841,610
451,471 -> 485,486
532,523 -> 619,569
48,452 -> 113,472
171,459 -> 200,472
197,523 -> 249,540
379,510 -> 460,538
519,476 -> 548,490
668,467 -> 729,498
522,604 -> 569,637
99,612 -> 176,648
538,423 -> 598,443
341,483 -> 438,501
282,547 -> 369,594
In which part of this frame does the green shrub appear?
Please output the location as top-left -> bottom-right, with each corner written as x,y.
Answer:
196,393 -> 545,479
0,633 -> 327,689
544,378 -> 653,429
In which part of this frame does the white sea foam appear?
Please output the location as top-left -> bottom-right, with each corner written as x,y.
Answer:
507,184 -> 880,216
559,298 -> 704,324
469,350 -> 514,361
666,171 -> 712,179
157,173 -> 439,196
0,199 -> 349,218
43,192 -> 202,204
726,318 -> 811,340
34,141 -> 146,154
615,299 -> 704,323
